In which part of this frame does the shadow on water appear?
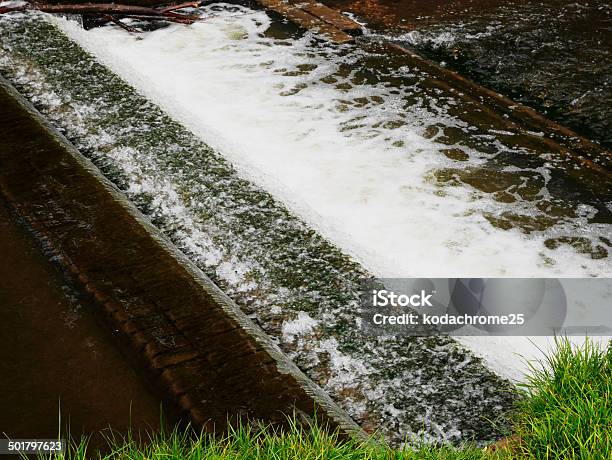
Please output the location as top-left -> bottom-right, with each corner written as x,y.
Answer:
0,195 -> 179,451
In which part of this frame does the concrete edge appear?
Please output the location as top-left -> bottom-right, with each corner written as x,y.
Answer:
0,74 -> 367,441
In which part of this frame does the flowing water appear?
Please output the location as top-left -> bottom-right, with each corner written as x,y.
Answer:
329,0 -> 612,148
0,197 -> 172,449
0,4 -> 610,445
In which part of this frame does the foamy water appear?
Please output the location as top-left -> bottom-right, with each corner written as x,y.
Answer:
48,7 -> 611,382
1,6 -> 610,443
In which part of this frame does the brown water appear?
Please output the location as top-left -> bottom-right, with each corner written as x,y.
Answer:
327,0 -> 612,149
326,0 -> 502,29
0,7 -> 608,446
0,198 -> 175,449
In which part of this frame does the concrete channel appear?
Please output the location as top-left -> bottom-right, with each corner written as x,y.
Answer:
1,1 -> 610,447
0,76 -> 365,439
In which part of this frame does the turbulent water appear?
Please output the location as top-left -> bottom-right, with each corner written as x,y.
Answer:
393,0 -> 612,149
0,5 -> 610,445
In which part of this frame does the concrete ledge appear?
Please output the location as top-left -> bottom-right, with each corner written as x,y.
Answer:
254,0 -> 361,43
0,75 -> 365,439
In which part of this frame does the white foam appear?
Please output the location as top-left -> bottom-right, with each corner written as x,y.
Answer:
282,311 -> 319,342
0,1 -> 27,7
459,335 -> 610,381
51,8 -> 611,381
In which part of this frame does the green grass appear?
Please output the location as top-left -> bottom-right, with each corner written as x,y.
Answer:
35,338 -> 611,459
38,419 -> 494,460
512,337 -> 612,459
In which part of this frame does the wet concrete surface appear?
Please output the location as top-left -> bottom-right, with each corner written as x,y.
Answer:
0,198 -> 175,447
326,0 -> 612,149
1,9 -> 609,444
0,77 -> 362,442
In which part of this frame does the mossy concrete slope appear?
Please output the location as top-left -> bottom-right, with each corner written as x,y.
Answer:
0,76 -> 365,440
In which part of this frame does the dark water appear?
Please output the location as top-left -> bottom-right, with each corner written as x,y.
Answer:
0,6 -> 609,447
329,0 -> 612,150
0,195 -> 175,449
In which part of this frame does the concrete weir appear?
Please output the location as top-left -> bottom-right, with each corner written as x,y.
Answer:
0,76 -> 365,439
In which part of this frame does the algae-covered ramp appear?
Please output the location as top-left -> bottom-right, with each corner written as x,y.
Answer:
0,76 -> 363,438
1,9 -> 609,446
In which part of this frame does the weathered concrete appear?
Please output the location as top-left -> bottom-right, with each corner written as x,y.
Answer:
0,76 -> 365,439
254,0 -> 362,43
